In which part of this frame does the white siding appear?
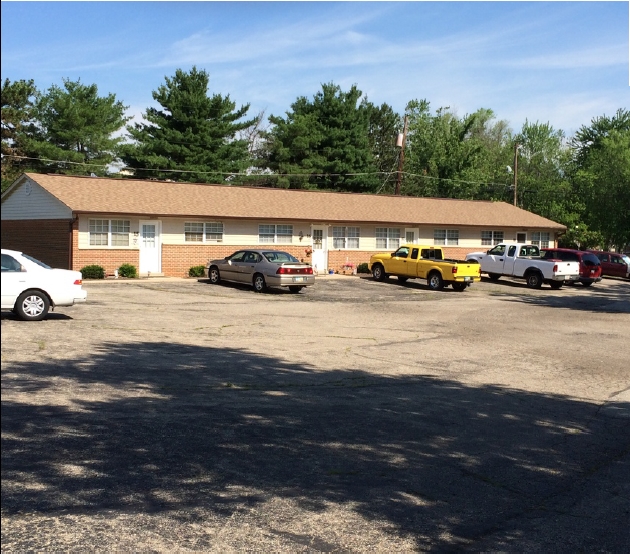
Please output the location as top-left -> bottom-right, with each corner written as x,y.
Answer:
161,218 -> 311,246
1,177 -> 72,220
75,216 -> 558,251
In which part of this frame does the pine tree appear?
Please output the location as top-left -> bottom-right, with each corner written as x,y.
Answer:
122,67 -> 257,183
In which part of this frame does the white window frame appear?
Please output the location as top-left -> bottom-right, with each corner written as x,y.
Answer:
375,227 -> 401,250
434,229 -> 459,246
481,230 -> 504,246
184,222 -> 224,243
332,226 -> 360,249
89,219 -> 130,247
258,224 -> 293,244
531,232 -> 550,248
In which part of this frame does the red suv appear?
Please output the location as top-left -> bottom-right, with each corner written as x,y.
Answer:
587,250 -> 630,280
540,248 -> 602,287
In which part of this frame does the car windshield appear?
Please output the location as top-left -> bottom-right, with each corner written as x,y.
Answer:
22,253 -> 51,269
622,255 -> 630,266
263,251 -> 299,263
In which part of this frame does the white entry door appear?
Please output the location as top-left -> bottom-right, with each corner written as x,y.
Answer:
139,220 -> 162,275
405,228 -> 419,244
311,225 -> 328,275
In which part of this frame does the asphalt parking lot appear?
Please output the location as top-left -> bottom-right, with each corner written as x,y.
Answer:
2,274 -> 629,552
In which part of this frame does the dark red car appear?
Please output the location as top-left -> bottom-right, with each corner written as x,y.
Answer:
587,250 -> 630,280
541,248 -> 602,286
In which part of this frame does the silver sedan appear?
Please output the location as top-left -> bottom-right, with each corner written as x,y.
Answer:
205,249 -> 315,293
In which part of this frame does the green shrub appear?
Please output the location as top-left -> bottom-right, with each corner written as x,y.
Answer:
356,262 -> 370,274
118,263 -> 137,278
189,265 -> 206,277
80,265 -> 105,279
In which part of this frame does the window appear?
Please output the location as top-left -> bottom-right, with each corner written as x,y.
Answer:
206,222 -> 224,242
111,220 -> 130,246
488,244 -> 506,255
89,219 -> 130,247
421,248 -> 443,260
376,227 -> 400,249
185,222 -> 204,242
481,230 -> 504,245
434,229 -> 459,246
258,224 -> 293,244
89,219 -> 109,246
1,254 -> 22,272
332,226 -> 360,249
531,232 -> 550,248
185,222 -> 223,243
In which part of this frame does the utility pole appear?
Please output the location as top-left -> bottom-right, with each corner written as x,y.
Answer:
395,115 -> 408,195
513,142 -> 519,206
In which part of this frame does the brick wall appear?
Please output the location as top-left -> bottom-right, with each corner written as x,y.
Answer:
163,244 -> 315,277
62,241 -> 483,278
72,248 -> 140,276
1,219 -> 71,269
159,245 -> 482,277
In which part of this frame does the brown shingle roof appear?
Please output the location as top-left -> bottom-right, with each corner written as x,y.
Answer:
21,173 -> 565,229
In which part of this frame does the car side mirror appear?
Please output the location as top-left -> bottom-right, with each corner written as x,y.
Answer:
486,249 -> 491,254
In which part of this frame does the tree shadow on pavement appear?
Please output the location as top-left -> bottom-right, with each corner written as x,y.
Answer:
491,280 -> 630,313
2,342 -> 629,551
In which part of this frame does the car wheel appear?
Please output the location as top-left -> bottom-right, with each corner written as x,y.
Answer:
526,271 -> 543,289
209,267 -> 221,284
452,282 -> 467,292
582,281 -> 593,287
428,271 -> 444,291
397,276 -> 408,283
253,273 -> 267,293
488,273 -> 501,281
15,290 -> 50,321
372,264 -> 387,281
288,286 -> 304,293
550,281 -> 563,290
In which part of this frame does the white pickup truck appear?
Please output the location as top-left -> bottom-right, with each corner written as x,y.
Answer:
465,243 -> 580,289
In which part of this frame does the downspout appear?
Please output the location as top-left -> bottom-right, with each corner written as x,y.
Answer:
69,214 -> 78,270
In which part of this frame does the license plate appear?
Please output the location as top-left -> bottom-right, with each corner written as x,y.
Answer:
292,277 -> 306,282
464,276 -> 471,281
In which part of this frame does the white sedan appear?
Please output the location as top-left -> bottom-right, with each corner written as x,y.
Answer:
1,249 -> 88,321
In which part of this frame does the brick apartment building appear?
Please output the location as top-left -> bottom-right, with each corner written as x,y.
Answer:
1,173 -> 566,277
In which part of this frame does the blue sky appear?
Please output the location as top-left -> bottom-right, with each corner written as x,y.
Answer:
1,1 -> 628,137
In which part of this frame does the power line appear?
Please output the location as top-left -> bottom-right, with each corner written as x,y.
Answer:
2,153 -> 515,190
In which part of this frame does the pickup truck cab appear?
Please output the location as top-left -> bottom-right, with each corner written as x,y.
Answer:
466,243 -> 580,289
369,244 -> 481,291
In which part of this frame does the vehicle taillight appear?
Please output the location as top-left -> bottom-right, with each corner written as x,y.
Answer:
74,279 -> 82,285
452,266 -> 457,274
553,264 -> 558,272
276,266 -> 313,275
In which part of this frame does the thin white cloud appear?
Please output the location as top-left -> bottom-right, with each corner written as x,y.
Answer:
507,45 -> 628,70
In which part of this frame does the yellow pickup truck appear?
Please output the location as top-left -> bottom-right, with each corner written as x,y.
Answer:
369,244 -> 481,291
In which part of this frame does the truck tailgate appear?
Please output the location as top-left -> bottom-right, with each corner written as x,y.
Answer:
446,260 -> 481,278
553,261 -> 580,277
